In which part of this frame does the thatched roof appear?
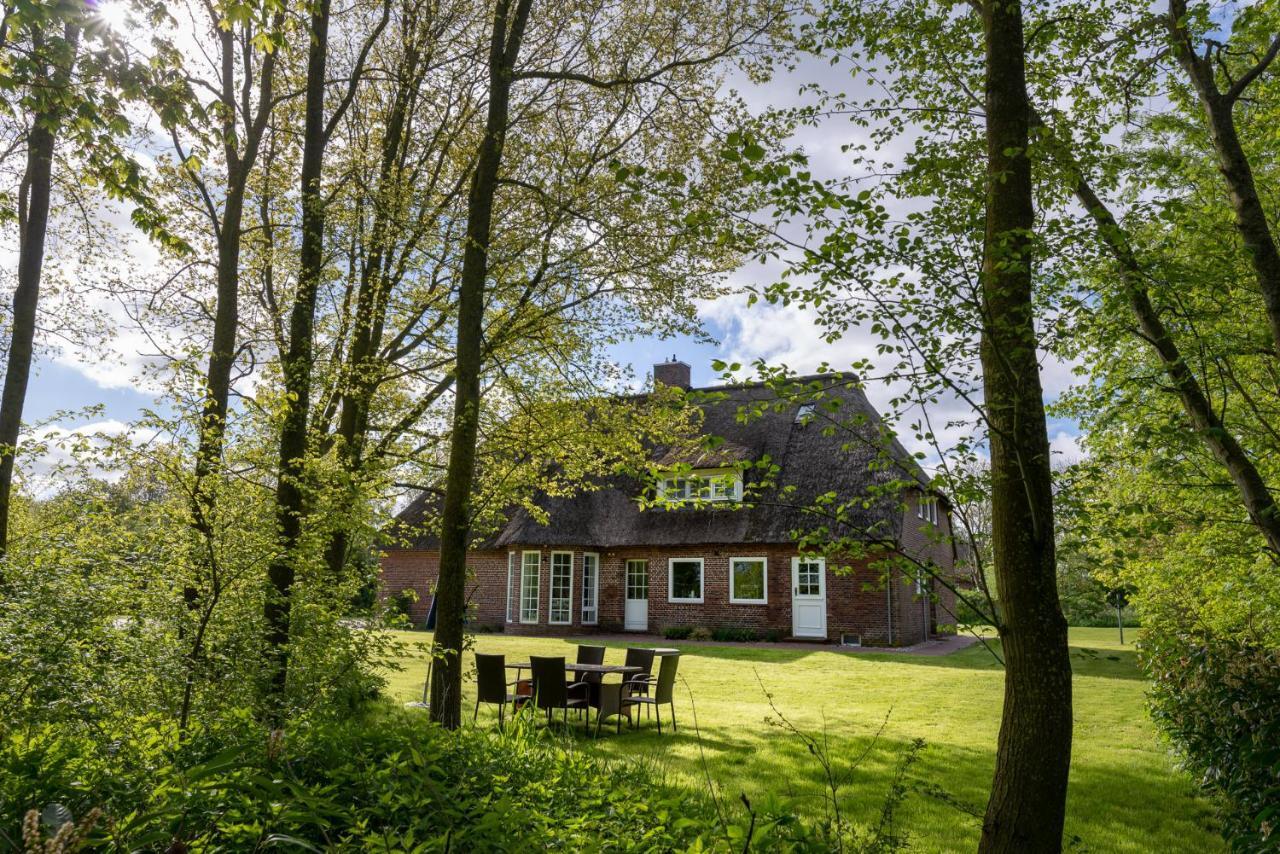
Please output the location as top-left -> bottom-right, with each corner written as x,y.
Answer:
386,372 -> 924,550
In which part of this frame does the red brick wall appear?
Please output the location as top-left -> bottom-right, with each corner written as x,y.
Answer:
379,542 -> 939,645
896,490 -> 959,641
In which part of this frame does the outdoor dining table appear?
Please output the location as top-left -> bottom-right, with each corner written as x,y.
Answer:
505,661 -> 644,733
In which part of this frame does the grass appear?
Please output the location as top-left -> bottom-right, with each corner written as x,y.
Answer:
383,628 -> 1220,853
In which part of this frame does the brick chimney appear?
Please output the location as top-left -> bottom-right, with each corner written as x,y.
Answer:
653,356 -> 691,390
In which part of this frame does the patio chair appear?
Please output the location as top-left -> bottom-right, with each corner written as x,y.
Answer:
624,652 -> 679,733
473,653 -> 527,728
530,655 -> 590,725
574,644 -> 606,716
621,647 -> 656,716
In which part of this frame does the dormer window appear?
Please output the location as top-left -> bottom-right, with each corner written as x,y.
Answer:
658,469 -> 742,504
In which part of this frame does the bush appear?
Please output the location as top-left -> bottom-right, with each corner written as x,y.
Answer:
1143,630 -> 1280,850
711,626 -> 760,643
0,706 -> 720,851
663,625 -> 693,640
689,627 -> 714,641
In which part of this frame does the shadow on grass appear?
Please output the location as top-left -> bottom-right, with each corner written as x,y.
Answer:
467,703 -> 1218,853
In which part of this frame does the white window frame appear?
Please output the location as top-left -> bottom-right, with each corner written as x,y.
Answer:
581,552 -> 600,625
505,551 -> 516,622
520,551 -> 540,624
729,556 -> 768,605
667,557 -> 705,603
918,495 -> 939,525
549,551 -> 574,625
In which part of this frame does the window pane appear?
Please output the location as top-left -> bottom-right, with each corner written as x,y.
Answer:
626,560 -> 648,599
521,552 -> 539,622
671,560 -> 702,600
550,553 -> 572,624
797,561 -> 821,596
732,559 -> 765,601
581,554 -> 598,623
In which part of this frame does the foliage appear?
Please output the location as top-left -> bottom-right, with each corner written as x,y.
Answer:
664,625 -> 694,640
1143,631 -> 1280,851
0,700 -> 934,853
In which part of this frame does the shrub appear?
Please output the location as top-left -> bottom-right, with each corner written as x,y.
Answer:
689,627 -> 714,641
1143,630 -> 1280,850
763,628 -> 786,643
711,626 -> 760,643
663,625 -> 693,640
0,706 -> 720,851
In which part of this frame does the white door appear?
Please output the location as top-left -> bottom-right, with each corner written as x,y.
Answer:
791,557 -> 827,638
624,559 -> 649,631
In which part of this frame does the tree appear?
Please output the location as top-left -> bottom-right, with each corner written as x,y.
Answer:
976,6 -> 1073,846
0,1 -> 166,562
426,0 -> 787,728
262,0 -> 389,719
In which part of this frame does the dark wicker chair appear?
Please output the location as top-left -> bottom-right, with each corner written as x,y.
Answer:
473,653 -> 526,728
624,652 -> 679,733
530,655 -> 589,725
621,647 -> 656,714
574,645 -> 606,716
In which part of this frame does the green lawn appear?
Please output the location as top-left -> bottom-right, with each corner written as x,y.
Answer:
384,628 -> 1219,853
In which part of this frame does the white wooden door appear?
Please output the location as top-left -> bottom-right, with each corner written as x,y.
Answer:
624,559 -> 649,631
791,557 -> 827,638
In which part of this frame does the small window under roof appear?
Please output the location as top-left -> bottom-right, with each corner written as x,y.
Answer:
795,403 -> 816,422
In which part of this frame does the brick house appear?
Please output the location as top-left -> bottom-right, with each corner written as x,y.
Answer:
380,361 -> 958,645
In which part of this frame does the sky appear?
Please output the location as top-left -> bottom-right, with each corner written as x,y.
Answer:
13,8 -> 1086,485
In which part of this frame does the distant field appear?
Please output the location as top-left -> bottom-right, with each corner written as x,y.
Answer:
384,627 -> 1220,853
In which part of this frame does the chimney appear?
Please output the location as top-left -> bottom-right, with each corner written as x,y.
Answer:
653,356 -> 691,390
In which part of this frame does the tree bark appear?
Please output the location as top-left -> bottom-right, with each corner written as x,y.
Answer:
977,3 -> 1073,851
429,0 -> 534,729
263,0 -> 333,720
0,24 -> 80,564
1167,0 -> 1280,356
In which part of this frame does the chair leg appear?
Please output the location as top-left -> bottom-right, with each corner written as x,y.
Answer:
670,702 -> 676,732
498,703 -> 505,731
656,704 -> 662,734
473,698 -> 479,723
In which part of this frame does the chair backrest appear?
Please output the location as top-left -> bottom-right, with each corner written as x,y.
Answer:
530,655 -> 567,710
575,644 -> 606,684
652,652 -> 679,703
623,646 -> 655,676
474,653 -> 507,704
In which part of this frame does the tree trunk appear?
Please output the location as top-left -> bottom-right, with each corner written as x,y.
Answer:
263,0 -> 333,720
429,0 -> 534,729
0,26 -> 80,565
977,3 -> 1073,851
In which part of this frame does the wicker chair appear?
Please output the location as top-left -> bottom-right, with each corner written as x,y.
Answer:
621,647 -> 656,715
473,653 -> 526,728
530,655 -> 590,725
624,652 -> 679,733
574,645 -> 606,715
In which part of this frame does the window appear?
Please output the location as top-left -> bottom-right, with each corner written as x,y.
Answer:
795,558 -> 823,596
730,557 -> 767,604
581,553 -> 599,625
659,469 -> 742,503
668,558 -> 704,603
626,560 -> 648,600
549,552 -> 573,625
505,552 -> 516,622
918,496 -> 939,525
795,403 -> 816,423
520,551 -> 540,623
